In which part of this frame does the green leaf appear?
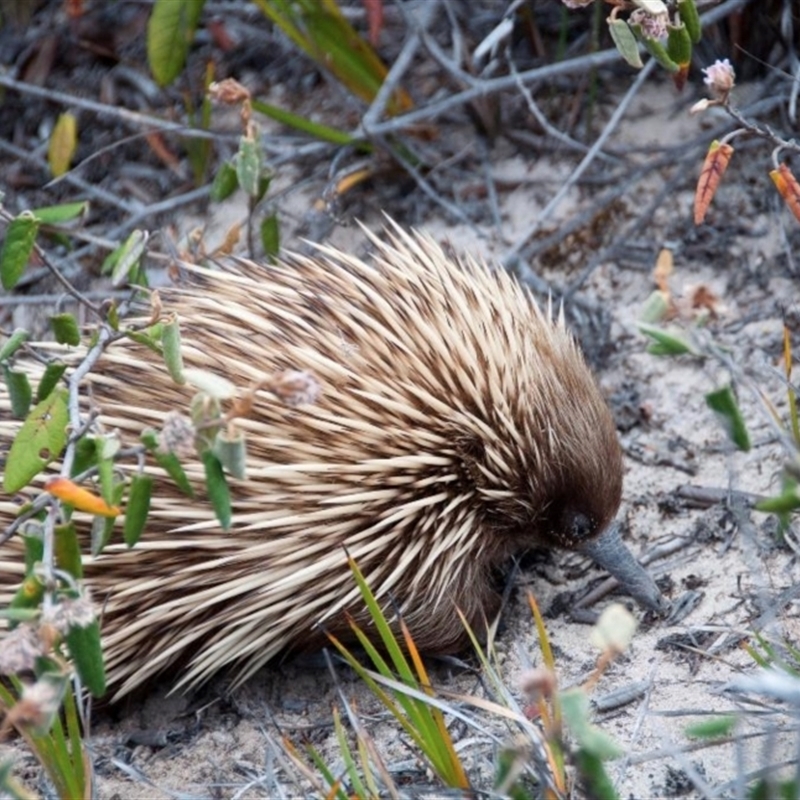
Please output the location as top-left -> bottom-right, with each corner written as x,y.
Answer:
0,328 -> 30,361
640,32 -> 680,72
256,173 -> 271,204
3,366 -> 32,418
666,22 -> 692,68
202,450 -> 231,530
1,213 -> 40,290
141,429 -> 195,498
54,522 -> 83,579
8,575 -> 45,616
92,482 -> 125,556
4,388 -> 69,493
705,385 -> 751,451
104,229 -> 148,287
560,689 -> 624,760
638,323 -> 695,356
96,434 -> 120,507
123,328 -> 164,354
106,302 -> 120,331
607,19 -> 643,69
755,476 -> 800,530
32,201 -> 89,225
639,291 -> 669,324
23,534 -> 44,572
209,160 -> 239,202
212,429 -> 247,480
235,135 -> 263,198
756,489 -> 800,515
749,778 -> 800,800
261,213 -> 280,260
64,615 -> 106,697
36,362 -> 67,402
70,436 -> 97,478
678,0 -> 702,44
147,0 -> 206,87
685,715 -> 737,740
574,749 -> 619,800
156,451 -> 195,497
50,313 -> 81,346
123,474 -> 154,548
161,317 -> 185,384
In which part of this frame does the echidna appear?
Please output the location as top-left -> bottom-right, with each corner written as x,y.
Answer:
0,223 -> 664,699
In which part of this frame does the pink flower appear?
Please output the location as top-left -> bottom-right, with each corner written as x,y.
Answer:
630,8 -> 668,40
271,370 -> 321,407
702,59 -> 735,99
561,0 -> 594,8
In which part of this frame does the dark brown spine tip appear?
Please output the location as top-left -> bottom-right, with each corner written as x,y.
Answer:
579,523 -> 670,615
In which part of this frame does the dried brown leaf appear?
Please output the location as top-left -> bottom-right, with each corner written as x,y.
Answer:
694,140 -> 734,225
770,163 -> 800,224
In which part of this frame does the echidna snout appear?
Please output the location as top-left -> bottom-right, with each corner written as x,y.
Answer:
0,222 -> 666,697
579,522 -> 667,613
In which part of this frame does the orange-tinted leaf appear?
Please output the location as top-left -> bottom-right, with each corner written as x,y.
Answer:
145,131 -> 181,173
672,62 -> 690,91
45,477 -> 120,517
334,166 -> 374,197
653,248 -> 673,293
770,163 -> 800,224
694,140 -> 734,225
212,222 -> 242,257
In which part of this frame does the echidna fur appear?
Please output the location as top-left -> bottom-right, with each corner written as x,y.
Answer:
0,223 -> 665,699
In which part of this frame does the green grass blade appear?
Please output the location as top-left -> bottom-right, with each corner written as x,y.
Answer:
251,0 -> 315,60
304,743 -> 348,800
332,705 -> 368,798
327,633 -> 425,751
251,99 -> 359,146
344,566 -> 446,752
400,618 -> 469,788
63,684 -> 87,795
346,557 -> 416,684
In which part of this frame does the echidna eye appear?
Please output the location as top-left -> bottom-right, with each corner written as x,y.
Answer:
566,511 -> 595,543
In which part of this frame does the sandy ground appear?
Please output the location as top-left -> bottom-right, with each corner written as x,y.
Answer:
5,78 -> 800,799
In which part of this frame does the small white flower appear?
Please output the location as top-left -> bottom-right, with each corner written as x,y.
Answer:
44,595 -> 96,633
590,603 -> 637,654
702,59 -> 735,99
160,411 -> 197,458
0,625 -> 44,674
